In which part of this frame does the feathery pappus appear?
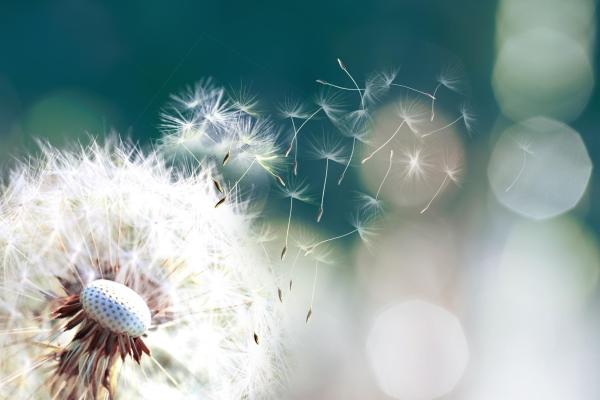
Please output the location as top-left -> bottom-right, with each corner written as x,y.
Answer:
0,139 -> 284,399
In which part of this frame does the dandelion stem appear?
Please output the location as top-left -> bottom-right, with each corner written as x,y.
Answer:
338,137 -> 356,185
317,158 -> 329,223
505,147 -> 528,192
362,120 -> 405,164
420,174 -> 449,214
421,115 -> 464,138
376,150 -> 394,200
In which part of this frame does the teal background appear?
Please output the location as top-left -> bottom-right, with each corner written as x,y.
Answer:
0,0 -> 597,230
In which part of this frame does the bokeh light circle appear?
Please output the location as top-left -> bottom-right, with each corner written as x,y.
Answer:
488,116 -> 592,219
493,28 -> 594,122
496,0 -> 596,52
359,101 -> 465,210
366,300 -> 469,399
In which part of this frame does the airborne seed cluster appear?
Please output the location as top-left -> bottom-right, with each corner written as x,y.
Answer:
81,279 -> 151,337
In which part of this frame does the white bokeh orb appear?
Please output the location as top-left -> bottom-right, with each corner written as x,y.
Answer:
493,28 -> 594,121
366,300 -> 469,400
488,116 -> 592,219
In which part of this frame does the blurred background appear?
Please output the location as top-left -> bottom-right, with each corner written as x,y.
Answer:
1,1 -> 599,399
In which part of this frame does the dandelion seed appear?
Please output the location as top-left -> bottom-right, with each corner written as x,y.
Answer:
227,117 -> 286,189
279,99 -> 310,175
159,79 -> 239,153
254,332 -> 260,345
306,259 -> 319,324
355,192 -> 384,214
222,150 -> 231,165
376,150 -> 394,200
318,58 -> 371,185
421,104 -> 474,139
362,99 -> 425,164
280,179 -> 312,260
287,233 -> 314,293
305,212 -> 376,255
310,135 -> 347,223
335,113 -> 371,185
305,308 -> 313,324
213,178 -> 224,193
362,120 -> 405,164
420,156 -> 462,213
400,146 -> 432,182
430,64 -> 465,121
214,196 -> 226,208
505,139 -> 533,192
337,58 -> 365,109
230,84 -> 260,116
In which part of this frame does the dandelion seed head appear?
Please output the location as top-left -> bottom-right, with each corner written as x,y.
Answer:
0,139 -> 284,399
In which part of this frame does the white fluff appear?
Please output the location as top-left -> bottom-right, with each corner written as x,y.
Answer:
0,139 -> 284,399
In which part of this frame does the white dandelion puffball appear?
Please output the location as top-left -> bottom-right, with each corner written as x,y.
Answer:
488,116 -> 592,219
0,140 -> 283,399
366,300 -> 469,400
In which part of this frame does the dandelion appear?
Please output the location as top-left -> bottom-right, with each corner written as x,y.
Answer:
420,155 -> 462,213
310,134 -> 347,223
279,178 -> 313,260
0,139 -> 283,399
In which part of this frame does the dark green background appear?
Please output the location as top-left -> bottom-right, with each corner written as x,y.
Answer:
0,0 -> 598,232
